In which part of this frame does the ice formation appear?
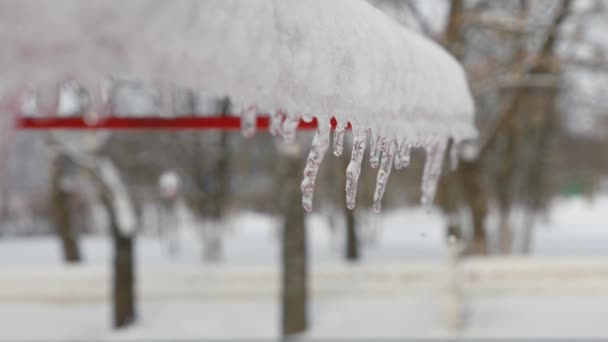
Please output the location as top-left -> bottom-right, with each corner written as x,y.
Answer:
345,129 -> 368,210
0,0 -> 477,212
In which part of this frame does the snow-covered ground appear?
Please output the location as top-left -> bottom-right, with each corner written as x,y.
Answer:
0,206 -> 449,270
6,295 -> 608,340
2,197 -> 608,339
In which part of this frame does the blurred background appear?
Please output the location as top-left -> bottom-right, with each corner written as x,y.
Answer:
1,0 -> 608,340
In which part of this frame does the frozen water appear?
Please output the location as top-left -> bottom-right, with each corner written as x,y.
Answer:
394,139 -> 412,170
345,128 -> 367,210
421,139 -> 448,207
369,131 -> 383,169
301,118 -> 331,212
0,0 -> 477,211
373,138 -> 397,213
332,122 -> 346,157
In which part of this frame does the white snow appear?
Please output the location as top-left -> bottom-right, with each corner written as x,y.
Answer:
0,0 -> 477,212
2,198 -> 608,338
97,159 -> 137,237
4,296 -> 608,340
158,170 -> 181,199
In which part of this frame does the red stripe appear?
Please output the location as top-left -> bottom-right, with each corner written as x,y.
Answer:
15,116 -> 349,131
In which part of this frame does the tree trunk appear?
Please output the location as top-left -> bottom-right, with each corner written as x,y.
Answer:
344,205 -> 359,261
200,101 -> 231,263
521,212 -> 535,254
159,199 -> 179,257
278,146 -> 308,338
460,161 -> 488,256
51,154 -> 81,263
202,221 -> 223,263
112,232 -> 136,329
102,188 -> 136,329
498,208 -> 513,254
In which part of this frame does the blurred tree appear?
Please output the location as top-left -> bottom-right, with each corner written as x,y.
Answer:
344,202 -> 359,261
424,0 -> 578,255
160,95 -> 232,263
277,141 -> 308,337
57,144 -> 138,329
371,0 -> 606,256
95,160 -> 137,329
50,151 -> 81,262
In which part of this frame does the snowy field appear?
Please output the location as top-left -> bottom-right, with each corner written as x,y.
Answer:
2,196 -> 608,340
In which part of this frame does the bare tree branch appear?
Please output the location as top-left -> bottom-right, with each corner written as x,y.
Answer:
478,0 -> 573,159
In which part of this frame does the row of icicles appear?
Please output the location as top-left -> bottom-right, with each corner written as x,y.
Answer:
241,108 -> 461,213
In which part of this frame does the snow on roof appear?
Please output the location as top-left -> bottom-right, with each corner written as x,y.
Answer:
0,0 -> 477,212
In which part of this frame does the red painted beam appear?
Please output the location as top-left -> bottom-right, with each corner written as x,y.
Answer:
15,116 -> 347,131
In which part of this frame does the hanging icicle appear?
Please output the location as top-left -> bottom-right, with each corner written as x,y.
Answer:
333,121 -> 346,157
420,138 -> 448,207
373,138 -> 397,213
369,130 -> 383,169
300,118 -> 331,212
345,127 -> 367,210
3,1 -> 478,213
394,138 -> 412,170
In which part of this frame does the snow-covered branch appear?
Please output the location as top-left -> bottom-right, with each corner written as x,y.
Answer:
49,138 -> 136,237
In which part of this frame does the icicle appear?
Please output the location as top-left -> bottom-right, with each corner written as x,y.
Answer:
369,131 -> 383,168
241,105 -> 257,138
373,138 -> 397,213
269,110 -> 285,136
394,139 -> 411,170
449,139 -> 461,170
281,114 -> 300,143
300,119 -> 331,212
420,138 -> 448,206
333,122 -> 346,156
345,128 -> 367,210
